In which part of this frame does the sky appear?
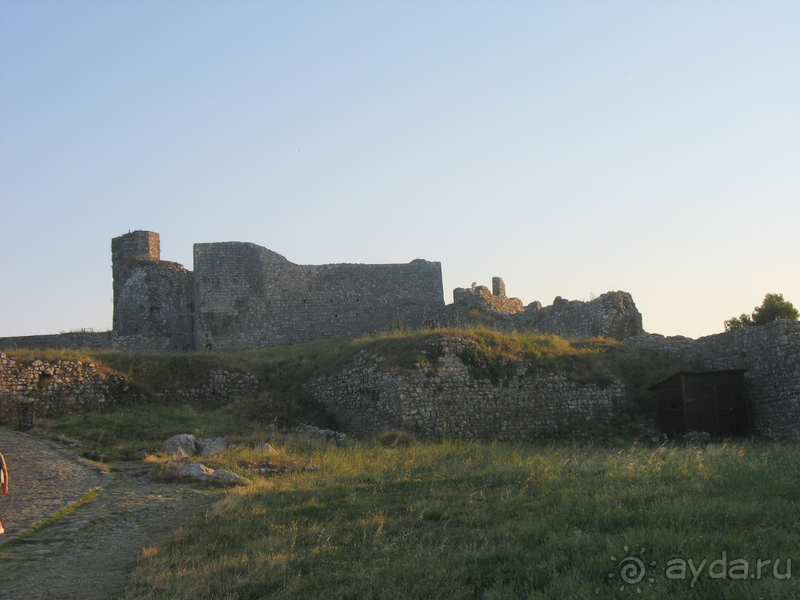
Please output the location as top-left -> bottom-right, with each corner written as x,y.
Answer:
1,1 -> 798,340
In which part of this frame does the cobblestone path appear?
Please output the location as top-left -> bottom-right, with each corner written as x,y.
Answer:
0,427 -> 219,600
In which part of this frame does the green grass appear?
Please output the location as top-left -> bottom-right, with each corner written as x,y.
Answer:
36,405 -> 270,462
5,328 -> 696,423
7,330 -> 732,597
9,324 -> 789,599
118,438 -> 800,600
8,328 -> 699,453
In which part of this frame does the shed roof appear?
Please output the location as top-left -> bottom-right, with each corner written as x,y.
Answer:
648,369 -> 748,391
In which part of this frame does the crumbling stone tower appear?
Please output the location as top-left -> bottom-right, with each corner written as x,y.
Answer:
111,231 -> 160,328
111,231 -> 194,350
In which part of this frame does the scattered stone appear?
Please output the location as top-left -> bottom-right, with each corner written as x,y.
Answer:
164,434 -> 196,457
294,423 -> 347,441
208,470 -> 249,487
196,437 -> 227,456
176,461 -> 213,481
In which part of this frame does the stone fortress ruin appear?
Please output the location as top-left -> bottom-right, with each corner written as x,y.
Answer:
112,230 -> 445,352
0,230 -> 643,352
1,230 -> 798,439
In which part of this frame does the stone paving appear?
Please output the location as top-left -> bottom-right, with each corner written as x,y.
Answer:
0,427 -> 113,540
0,427 -> 218,600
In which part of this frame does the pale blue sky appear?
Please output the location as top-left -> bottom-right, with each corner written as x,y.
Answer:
1,1 -> 798,339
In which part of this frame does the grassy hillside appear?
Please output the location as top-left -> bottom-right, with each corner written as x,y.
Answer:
15,328 -> 696,462
11,331 -> 793,600
83,327 -> 694,415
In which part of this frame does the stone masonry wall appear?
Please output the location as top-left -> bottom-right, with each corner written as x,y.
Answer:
0,353 -> 129,423
445,282 -> 643,341
0,233 -> 641,353
114,261 -> 195,351
172,369 -> 259,403
625,320 -> 800,436
112,231 -> 195,351
452,277 -> 525,313
307,337 -> 623,439
0,331 -> 195,354
112,230 -> 160,328
193,242 -> 445,351
517,292 -> 643,340
0,353 -> 259,422
0,332 -> 115,352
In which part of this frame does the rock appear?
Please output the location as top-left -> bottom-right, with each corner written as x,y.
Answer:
177,461 -> 214,481
196,437 -> 227,456
295,423 -> 347,442
164,434 -> 196,457
209,469 -> 249,486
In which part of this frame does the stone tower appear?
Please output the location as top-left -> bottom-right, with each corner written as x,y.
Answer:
111,231 -> 160,331
111,231 -> 194,350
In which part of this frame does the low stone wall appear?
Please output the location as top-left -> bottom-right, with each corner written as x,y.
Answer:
0,332 -> 115,351
0,354 -> 260,422
625,320 -> 800,436
307,337 -> 624,439
0,353 -> 129,423
0,331 -> 195,353
172,369 -> 259,403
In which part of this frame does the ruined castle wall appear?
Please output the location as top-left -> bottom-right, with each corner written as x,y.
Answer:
443,286 -> 643,341
112,231 -> 160,329
307,338 -> 623,439
111,231 -> 195,351
452,285 -> 524,313
193,242 -> 444,350
114,261 -> 195,351
0,332 -> 114,352
0,329 -> 192,354
515,292 -> 644,340
625,320 -> 800,436
0,352 -> 259,422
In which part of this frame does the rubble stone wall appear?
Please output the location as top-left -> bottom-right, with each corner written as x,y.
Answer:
0,353 -> 128,422
307,337 -> 624,439
112,231 -> 195,351
445,282 -> 643,341
0,353 -> 259,421
171,369 -> 259,403
624,320 -> 800,436
0,332 -> 114,352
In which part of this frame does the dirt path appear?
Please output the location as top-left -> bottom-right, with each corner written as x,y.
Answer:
0,427 -> 219,600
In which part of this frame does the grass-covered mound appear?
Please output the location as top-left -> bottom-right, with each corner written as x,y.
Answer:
11,328 -> 697,460
88,327 -> 693,411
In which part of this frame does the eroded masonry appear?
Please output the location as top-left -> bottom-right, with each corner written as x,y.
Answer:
112,231 -> 445,351
0,230 -> 642,352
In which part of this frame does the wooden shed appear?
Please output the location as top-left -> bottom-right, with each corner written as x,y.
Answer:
649,370 -> 750,437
